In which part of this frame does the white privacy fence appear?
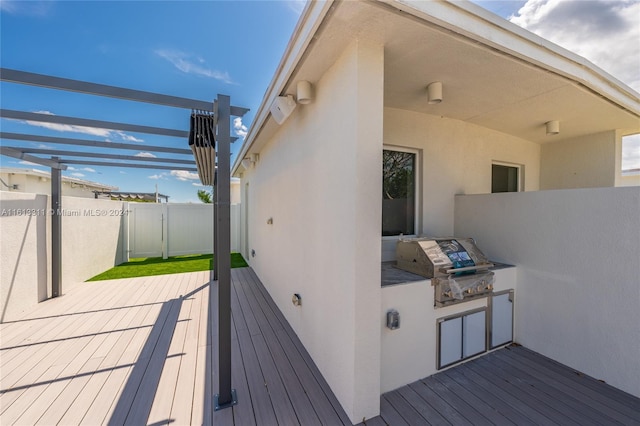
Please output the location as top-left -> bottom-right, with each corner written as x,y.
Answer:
126,202 -> 241,259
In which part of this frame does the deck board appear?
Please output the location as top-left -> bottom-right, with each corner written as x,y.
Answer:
1,268 -> 351,425
365,345 -> 640,426
4,267 -> 640,425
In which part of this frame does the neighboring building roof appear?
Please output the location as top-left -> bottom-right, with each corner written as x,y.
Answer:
232,0 -> 640,176
0,167 -> 118,191
94,191 -> 169,202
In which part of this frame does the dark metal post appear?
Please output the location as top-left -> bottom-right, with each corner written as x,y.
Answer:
213,95 -> 236,409
213,179 -> 218,281
51,158 -> 62,297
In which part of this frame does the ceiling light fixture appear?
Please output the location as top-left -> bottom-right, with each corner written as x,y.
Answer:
427,81 -> 443,104
546,120 -> 560,135
296,80 -> 313,104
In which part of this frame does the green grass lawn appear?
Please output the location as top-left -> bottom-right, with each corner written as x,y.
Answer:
87,253 -> 248,281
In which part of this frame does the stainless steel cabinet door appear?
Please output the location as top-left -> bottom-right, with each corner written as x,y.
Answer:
463,310 -> 486,357
439,317 -> 462,367
491,291 -> 514,348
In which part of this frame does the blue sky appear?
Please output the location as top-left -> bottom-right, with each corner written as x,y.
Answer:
1,1 -> 638,202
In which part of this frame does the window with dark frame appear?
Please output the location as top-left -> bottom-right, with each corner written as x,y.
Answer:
382,149 -> 416,236
492,164 -> 519,193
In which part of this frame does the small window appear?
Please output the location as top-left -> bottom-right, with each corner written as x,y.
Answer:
492,164 -> 520,193
622,133 -> 640,175
382,149 -> 416,236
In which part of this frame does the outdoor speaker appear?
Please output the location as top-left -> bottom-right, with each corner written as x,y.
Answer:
270,95 -> 297,124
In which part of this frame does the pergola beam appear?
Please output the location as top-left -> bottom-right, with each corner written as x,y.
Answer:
1,132 -> 193,155
1,67 -> 216,111
10,147 -> 195,165
0,109 -> 189,138
60,159 -> 198,171
0,146 -> 67,169
1,68 -> 250,117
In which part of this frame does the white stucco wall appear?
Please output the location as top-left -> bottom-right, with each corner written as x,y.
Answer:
380,267 -> 517,393
0,192 -> 125,321
0,171 -> 111,198
0,191 -> 48,322
540,131 -> 616,190
61,197 -> 126,286
240,40 -> 383,423
454,187 -> 640,398
382,108 -> 541,261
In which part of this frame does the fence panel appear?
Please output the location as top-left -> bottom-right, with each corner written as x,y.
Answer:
129,204 -> 163,258
167,204 -> 213,256
128,203 -> 240,259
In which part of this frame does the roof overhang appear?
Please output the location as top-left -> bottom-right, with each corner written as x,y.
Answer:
233,0 -> 640,176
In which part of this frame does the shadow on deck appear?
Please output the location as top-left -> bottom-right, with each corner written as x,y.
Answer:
0,268 -> 351,425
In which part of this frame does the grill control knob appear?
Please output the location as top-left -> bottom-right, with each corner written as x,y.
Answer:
443,291 -> 452,298
466,288 -> 474,295
477,284 -> 485,292
487,284 -> 494,291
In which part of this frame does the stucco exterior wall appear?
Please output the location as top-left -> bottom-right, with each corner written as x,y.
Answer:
382,108 -> 541,260
454,187 -> 640,398
540,131 -> 616,189
240,40 -> 383,423
0,171 -> 110,198
0,192 -> 125,321
60,197 -> 126,286
0,191 -> 48,322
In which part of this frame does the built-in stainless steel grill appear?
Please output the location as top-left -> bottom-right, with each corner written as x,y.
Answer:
396,237 -> 494,307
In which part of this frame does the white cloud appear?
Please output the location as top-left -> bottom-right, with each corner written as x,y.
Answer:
135,152 -> 157,158
155,49 -> 236,84
286,0 -> 307,15
148,172 -> 169,180
113,131 -> 143,142
233,117 -> 248,139
82,167 -> 96,173
192,182 -> 204,187
510,0 -> 640,91
20,110 -> 144,142
0,0 -> 54,16
170,170 -> 200,181
19,160 -> 39,166
66,166 -> 78,171
71,172 -> 85,177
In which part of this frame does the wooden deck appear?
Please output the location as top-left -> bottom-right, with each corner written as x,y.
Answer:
0,267 -> 351,425
3,267 -> 640,425
366,345 -> 640,426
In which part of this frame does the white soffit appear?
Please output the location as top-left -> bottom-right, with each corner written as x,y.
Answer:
234,0 -> 640,174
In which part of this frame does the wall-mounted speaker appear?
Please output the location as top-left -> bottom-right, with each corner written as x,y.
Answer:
270,95 -> 297,125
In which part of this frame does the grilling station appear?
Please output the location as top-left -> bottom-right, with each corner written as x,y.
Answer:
382,236 -> 515,377
396,237 -> 495,307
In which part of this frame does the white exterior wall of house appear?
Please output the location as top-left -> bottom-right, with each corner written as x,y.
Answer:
382,107 -> 541,261
0,168 -> 115,198
454,187 -> 640,398
240,40 -> 384,423
540,130 -> 617,189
